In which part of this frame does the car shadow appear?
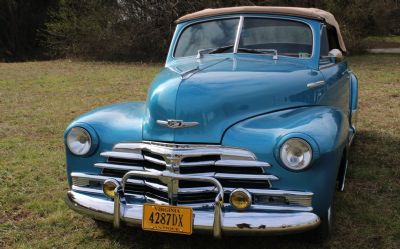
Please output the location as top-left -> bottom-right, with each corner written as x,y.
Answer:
95,221 -> 326,249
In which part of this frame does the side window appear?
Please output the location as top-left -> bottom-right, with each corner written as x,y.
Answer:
320,24 -> 343,65
326,25 -> 340,51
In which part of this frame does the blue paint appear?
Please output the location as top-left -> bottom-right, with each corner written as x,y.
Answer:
65,13 -> 357,219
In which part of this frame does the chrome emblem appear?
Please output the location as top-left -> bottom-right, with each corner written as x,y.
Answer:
156,119 -> 199,129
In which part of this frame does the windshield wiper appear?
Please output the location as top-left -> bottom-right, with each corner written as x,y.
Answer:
196,45 -> 234,59
237,48 -> 278,60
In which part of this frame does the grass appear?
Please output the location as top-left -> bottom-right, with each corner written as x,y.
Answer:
0,55 -> 399,249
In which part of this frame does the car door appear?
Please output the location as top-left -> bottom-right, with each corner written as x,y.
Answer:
318,24 -> 351,118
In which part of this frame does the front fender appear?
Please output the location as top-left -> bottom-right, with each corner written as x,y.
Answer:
222,106 -> 349,215
64,102 -> 145,186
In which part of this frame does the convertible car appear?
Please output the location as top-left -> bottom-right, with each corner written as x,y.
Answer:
64,6 -> 358,238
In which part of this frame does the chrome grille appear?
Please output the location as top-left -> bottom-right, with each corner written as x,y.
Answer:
71,141 -> 314,211
97,141 -> 276,204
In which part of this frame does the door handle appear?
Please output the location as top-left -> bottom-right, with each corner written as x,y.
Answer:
307,80 -> 325,89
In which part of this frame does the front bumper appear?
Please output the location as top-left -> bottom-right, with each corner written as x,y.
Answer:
66,170 -> 320,237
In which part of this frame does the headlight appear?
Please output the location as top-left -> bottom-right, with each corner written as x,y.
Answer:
66,127 -> 92,155
280,138 -> 312,170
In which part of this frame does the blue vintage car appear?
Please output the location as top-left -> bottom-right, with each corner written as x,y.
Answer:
64,6 -> 358,238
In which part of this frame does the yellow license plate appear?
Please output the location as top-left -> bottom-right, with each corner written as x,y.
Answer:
142,204 -> 193,235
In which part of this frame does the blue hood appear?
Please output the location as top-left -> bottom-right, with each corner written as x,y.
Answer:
143,56 -> 324,143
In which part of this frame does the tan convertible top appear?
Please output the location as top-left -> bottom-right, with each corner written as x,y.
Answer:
176,6 -> 346,52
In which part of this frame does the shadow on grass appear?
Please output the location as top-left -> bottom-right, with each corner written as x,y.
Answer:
96,221 -> 325,249
349,129 -> 400,168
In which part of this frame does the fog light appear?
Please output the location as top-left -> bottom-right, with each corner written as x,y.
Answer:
103,179 -> 120,198
229,188 -> 252,210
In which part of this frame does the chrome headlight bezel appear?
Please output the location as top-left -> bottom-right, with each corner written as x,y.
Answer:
275,134 -> 319,172
66,126 -> 97,156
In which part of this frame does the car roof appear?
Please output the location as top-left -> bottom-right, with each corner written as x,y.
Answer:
176,6 -> 346,52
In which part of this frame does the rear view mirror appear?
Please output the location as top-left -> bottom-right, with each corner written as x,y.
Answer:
328,49 -> 344,63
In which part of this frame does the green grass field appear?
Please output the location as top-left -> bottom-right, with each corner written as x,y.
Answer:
0,55 -> 399,249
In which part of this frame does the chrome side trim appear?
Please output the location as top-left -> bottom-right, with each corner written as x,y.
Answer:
307,80 -> 325,89
339,160 -> 348,192
349,109 -> 357,146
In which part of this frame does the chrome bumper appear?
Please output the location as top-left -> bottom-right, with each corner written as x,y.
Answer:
66,170 -> 320,237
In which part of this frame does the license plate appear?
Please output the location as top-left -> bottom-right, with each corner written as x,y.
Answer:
142,204 -> 193,235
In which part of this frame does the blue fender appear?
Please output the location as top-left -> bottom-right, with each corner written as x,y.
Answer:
222,106 -> 349,215
64,102 -> 145,186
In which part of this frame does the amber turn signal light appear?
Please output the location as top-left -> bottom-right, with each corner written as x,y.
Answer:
229,188 -> 252,210
103,179 -> 120,198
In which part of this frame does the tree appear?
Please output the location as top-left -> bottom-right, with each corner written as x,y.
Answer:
0,0 -> 55,61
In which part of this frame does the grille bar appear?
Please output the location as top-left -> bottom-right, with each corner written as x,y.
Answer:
94,163 -> 143,171
214,160 -> 270,167
215,173 -> 278,181
100,151 -> 143,160
113,142 -> 257,160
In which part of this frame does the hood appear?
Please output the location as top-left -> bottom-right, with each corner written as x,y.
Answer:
143,56 -> 324,143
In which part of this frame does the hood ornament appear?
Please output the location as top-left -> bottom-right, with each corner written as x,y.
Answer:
157,119 -> 199,129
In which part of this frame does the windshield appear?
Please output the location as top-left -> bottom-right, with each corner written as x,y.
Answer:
174,17 -> 313,59
239,18 -> 313,58
174,18 -> 239,58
